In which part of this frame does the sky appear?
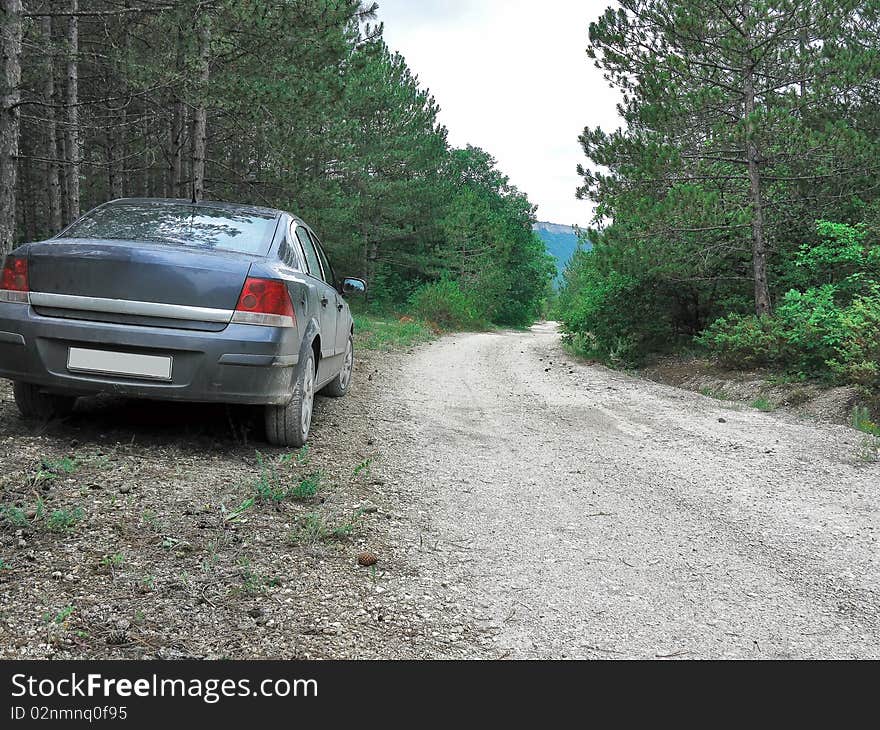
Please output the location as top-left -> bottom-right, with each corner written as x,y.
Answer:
374,0 -> 623,228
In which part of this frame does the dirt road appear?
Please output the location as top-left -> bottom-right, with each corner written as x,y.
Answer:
2,322 -> 877,659
376,322 -> 880,659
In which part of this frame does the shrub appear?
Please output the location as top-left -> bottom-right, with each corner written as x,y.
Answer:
827,289 -> 880,390
408,279 -> 488,330
555,251 -> 681,366
696,313 -> 792,369
699,285 -> 880,389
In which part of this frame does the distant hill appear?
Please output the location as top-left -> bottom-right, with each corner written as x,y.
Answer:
533,221 -> 590,285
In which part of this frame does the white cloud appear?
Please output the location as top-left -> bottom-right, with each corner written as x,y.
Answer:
375,0 -> 622,226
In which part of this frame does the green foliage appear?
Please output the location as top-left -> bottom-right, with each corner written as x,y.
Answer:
557,249 -> 682,365
408,279 -> 488,331
288,511 -> 362,546
852,406 -> 880,436
699,387 -> 730,401
750,397 -> 775,412
699,283 -> 880,389
288,474 -> 321,501
0,505 -> 28,529
45,605 -> 75,625
698,219 -> 880,386
856,436 -> 880,463
352,313 -> 435,351
425,147 -> 555,327
558,0 -> 880,389
13,3 -> 552,329
251,452 -> 321,503
222,497 -> 255,524
46,508 -> 84,533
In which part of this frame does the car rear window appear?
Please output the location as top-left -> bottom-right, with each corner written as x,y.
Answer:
60,203 -> 277,255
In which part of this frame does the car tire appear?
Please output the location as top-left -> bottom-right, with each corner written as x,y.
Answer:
13,381 -> 77,421
321,335 -> 353,398
265,350 -> 316,447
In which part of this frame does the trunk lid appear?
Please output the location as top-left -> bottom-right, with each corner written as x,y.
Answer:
27,239 -> 256,330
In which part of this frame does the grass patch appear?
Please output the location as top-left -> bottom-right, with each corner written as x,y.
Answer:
750,396 -> 775,412
0,504 -> 28,529
852,406 -> 880,436
699,387 -> 730,401
251,451 -> 321,504
353,313 -> 435,351
856,436 -> 880,463
46,507 -> 84,533
44,605 -> 75,625
42,457 -> 78,475
1,501 -> 84,533
288,511 -> 363,546
235,559 -> 280,596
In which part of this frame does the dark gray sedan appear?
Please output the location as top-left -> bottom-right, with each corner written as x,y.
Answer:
0,199 -> 366,446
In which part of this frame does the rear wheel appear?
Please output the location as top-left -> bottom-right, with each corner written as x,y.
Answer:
264,351 -> 315,447
13,382 -> 77,421
321,335 -> 353,398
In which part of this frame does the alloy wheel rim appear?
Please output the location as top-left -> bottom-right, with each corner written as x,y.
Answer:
301,360 -> 314,436
339,341 -> 353,390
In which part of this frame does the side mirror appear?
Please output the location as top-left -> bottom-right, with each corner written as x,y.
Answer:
340,277 -> 367,297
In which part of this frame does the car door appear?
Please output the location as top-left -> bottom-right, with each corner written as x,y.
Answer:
309,231 -> 350,356
293,224 -> 338,373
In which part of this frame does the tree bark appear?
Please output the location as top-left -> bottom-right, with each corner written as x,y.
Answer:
190,12 -> 210,202
65,0 -> 80,221
20,144 -> 36,241
0,0 -> 23,254
743,63 -> 772,317
108,16 -> 126,200
168,29 -> 185,197
41,16 -> 62,231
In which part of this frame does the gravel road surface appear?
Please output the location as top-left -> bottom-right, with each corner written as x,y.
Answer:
377,322 -> 880,659
2,322 -> 876,659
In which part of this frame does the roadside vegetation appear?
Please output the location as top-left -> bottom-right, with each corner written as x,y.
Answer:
556,0 -> 880,419
1,1 -> 554,331
353,313 -> 435,352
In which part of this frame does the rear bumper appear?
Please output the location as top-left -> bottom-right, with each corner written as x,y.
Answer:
0,303 -> 300,405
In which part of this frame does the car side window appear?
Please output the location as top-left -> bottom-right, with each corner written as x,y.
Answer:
294,225 -> 323,280
309,231 -> 335,287
278,238 -> 293,268
279,222 -> 303,269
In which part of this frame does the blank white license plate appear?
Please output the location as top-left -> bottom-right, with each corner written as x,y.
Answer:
67,347 -> 173,381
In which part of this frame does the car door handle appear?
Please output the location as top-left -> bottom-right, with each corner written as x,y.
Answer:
336,303 -> 344,312
321,296 -> 329,307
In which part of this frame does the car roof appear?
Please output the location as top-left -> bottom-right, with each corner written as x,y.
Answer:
103,197 -> 289,221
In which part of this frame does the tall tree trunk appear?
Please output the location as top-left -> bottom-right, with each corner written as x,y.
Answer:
109,119 -> 124,199
743,63 -> 772,317
169,30 -> 185,197
141,115 -> 150,196
57,115 -> 69,223
41,16 -> 62,232
0,0 -> 23,254
190,13 -> 210,202
65,0 -> 80,221
110,0 -> 129,200
20,144 -> 36,241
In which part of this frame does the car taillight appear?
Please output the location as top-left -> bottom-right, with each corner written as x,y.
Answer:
0,256 -> 28,303
232,277 -> 296,328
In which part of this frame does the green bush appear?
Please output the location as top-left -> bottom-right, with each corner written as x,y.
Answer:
699,285 -> 880,389
555,250 -> 681,366
408,279 -> 488,330
827,289 -> 880,389
697,313 -> 793,369
699,220 -> 880,388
